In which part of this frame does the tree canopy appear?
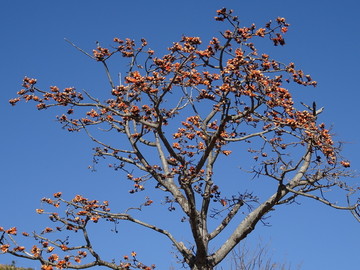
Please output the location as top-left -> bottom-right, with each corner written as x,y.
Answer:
2,8 -> 359,270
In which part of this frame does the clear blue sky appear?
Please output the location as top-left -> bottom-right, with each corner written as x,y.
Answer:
1,1 -> 359,269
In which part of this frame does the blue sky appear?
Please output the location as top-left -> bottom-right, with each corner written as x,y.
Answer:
1,0 -> 360,269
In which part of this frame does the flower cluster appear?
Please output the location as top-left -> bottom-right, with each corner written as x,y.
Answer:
93,46 -> 111,61
120,251 -> 156,269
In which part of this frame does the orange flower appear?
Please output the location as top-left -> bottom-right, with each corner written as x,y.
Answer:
255,28 -> 266,37
130,105 -> 140,114
6,227 -> 17,235
87,109 -> 99,118
1,244 -> 10,252
44,227 -> 53,233
13,246 -> 25,252
31,245 -> 41,256
340,161 -> 350,168
144,199 -> 153,206
90,216 -> 100,223
173,132 -> 182,139
276,17 -> 286,23
41,265 -> 53,270
50,86 -> 59,92
197,142 -> 205,150
9,98 -> 21,106
216,8 -> 227,14
131,133 -> 141,138
220,199 -> 227,206
56,260 -> 68,270
281,27 -> 288,33
172,142 -> 182,150
78,251 -> 87,257
222,150 -> 232,156
23,77 -> 37,85
36,209 -> 44,214
72,195 -> 86,203
149,88 -> 158,93
48,254 -> 59,262
53,192 -> 62,198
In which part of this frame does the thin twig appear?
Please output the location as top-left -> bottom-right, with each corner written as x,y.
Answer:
64,38 -> 95,59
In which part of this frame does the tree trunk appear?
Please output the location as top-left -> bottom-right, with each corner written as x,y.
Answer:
191,266 -> 213,270
190,256 -> 214,270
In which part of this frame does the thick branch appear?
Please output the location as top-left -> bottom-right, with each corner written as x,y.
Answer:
95,211 -> 193,262
208,200 -> 243,240
210,144 -> 313,266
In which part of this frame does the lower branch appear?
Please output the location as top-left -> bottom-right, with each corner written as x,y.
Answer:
286,187 -> 358,210
210,184 -> 288,266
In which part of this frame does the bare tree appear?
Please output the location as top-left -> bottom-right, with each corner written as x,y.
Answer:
2,8 -> 359,270
229,241 -> 301,270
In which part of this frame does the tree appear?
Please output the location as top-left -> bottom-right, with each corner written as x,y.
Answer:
230,241 -> 300,270
1,8 -> 359,270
